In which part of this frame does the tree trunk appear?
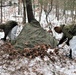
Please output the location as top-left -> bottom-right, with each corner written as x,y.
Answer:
22,0 -> 26,24
71,0 -> 75,21
39,4 -> 42,22
25,0 -> 35,23
1,0 -> 2,23
32,0 -> 35,16
63,0 -> 66,15
18,0 -> 20,15
55,0 -> 59,21
46,0 -> 53,23
25,0 -> 40,26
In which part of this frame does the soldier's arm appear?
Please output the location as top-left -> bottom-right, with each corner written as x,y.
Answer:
62,29 -> 73,45
63,28 -> 73,39
58,35 -> 66,45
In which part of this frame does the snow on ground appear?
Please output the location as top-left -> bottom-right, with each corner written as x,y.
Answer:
0,32 -> 4,39
0,53 -> 76,75
70,36 -> 76,58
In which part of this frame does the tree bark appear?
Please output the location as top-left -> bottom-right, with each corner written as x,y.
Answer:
46,0 -> 53,23
22,0 -> 26,23
39,4 -> 42,22
18,0 -> 21,15
25,0 -> 35,23
32,0 -> 35,16
55,0 -> 59,21
1,0 -> 2,23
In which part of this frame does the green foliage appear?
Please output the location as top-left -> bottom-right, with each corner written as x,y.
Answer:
14,23 -> 57,50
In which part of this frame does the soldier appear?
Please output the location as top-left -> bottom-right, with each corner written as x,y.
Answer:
54,24 -> 76,59
0,20 -> 18,41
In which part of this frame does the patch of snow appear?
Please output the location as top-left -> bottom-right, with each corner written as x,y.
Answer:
0,32 -> 4,39
70,36 -> 76,58
47,48 -> 54,53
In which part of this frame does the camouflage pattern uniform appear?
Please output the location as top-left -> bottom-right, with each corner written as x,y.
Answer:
59,24 -> 76,45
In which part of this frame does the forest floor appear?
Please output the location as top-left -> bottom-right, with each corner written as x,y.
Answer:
0,41 -> 76,75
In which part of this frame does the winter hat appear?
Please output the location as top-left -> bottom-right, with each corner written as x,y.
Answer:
54,26 -> 62,33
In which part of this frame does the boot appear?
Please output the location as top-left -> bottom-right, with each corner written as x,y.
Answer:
69,49 -> 72,59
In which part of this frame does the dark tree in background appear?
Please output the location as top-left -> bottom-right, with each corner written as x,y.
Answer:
22,0 -> 26,23
1,0 -> 2,23
25,0 -> 38,23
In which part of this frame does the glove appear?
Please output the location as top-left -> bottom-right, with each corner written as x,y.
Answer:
56,43 -> 60,47
66,38 -> 72,46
